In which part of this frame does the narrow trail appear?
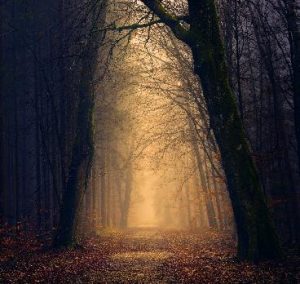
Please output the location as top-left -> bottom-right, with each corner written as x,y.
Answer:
0,228 -> 298,283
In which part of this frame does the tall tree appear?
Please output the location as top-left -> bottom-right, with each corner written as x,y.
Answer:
140,0 -> 281,260
53,0 -> 107,247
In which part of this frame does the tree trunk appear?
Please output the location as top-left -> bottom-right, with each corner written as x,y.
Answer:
141,0 -> 281,261
285,0 -> 300,242
185,181 -> 192,229
92,167 -> 97,229
0,6 -> 3,222
100,150 -> 107,227
188,0 -> 281,260
53,2 -> 105,247
286,1 -> 300,171
53,59 -> 95,247
121,165 -> 133,229
188,118 -> 217,229
34,57 -> 42,232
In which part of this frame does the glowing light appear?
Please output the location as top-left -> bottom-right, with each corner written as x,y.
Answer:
111,251 -> 173,261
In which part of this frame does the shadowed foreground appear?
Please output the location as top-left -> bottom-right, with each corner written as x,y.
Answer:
0,228 -> 298,283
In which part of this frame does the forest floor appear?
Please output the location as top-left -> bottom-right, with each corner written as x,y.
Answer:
0,227 -> 299,283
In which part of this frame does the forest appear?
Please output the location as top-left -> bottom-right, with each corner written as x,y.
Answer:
0,0 -> 299,283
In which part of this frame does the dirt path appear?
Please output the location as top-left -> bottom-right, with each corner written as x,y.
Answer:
96,229 -> 174,282
0,228 -> 298,283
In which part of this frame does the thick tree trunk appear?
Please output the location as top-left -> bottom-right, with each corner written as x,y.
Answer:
53,58 -> 95,247
53,2 -> 105,247
187,0 -> 281,260
141,0 -> 281,260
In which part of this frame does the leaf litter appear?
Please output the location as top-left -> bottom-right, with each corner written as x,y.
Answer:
0,228 -> 299,283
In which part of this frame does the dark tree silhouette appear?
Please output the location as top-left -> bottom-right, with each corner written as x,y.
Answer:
140,0 -> 281,260
53,0 -> 107,247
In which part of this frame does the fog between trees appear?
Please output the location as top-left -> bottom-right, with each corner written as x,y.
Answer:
0,0 -> 299,263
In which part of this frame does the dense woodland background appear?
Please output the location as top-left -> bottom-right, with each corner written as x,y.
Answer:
0,0 -> 299,261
